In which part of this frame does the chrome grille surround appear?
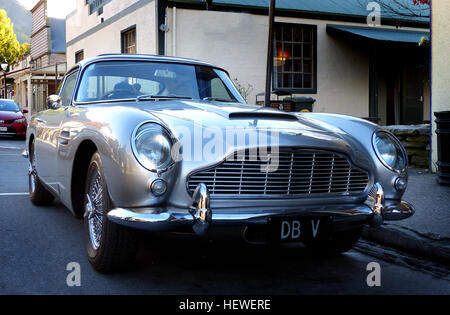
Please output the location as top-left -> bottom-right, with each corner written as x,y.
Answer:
187,148 -> 370,197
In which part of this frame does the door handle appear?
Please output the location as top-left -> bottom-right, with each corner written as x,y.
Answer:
36,118 -> 46,124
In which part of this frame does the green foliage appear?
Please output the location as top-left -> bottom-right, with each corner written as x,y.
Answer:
0,9 -> 28,68
20,42 -> 31,56
418,36 -> 429,47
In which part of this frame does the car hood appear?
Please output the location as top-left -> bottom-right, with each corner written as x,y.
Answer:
0,111 -> 23,120
136,100 -> 371,167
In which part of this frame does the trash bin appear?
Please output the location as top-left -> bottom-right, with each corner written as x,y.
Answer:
434,111 -> 450,185
284,97 -> 316,112
255,92 -> 265,106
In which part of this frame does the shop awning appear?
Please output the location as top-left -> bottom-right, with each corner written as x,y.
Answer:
327,24 -> 429,43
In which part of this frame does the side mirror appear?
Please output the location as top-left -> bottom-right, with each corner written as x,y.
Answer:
47,95 -> 62,110
22,108 -> 28,114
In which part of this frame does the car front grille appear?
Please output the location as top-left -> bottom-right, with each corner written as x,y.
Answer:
187,149 -> 370,196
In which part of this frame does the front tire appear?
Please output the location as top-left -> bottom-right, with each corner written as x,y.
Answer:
29,142 -> 55,206
84,152 -> 138,273
304,227 -> 362,255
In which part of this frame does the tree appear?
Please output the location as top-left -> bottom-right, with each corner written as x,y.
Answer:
0,9 -> 29,67
359,0 -> 430,18
232,78 -> 254,102
380,0 -> 429,18
20,42 -> 31,57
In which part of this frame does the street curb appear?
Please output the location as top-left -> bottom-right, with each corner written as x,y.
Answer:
362,224 -> 450,266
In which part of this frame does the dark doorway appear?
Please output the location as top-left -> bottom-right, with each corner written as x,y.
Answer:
384,52 -> 401,126
379,43 -> 426,125
401,62 -> 424,125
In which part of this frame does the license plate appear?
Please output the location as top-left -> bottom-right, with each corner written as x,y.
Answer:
269,217 -> 332,242
0,127 -> 7,132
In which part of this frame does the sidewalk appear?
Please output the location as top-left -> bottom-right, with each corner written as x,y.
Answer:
362,168 -> 450,265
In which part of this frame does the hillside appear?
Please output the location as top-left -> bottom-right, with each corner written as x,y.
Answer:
0,0 -> 32,44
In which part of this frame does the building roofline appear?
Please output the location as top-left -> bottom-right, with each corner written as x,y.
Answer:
168,0 -> 430,29
31,0 -> 46,13
4,67 -> 31,78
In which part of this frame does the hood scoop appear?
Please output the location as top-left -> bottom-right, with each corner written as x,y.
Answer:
229,111 -> 298,121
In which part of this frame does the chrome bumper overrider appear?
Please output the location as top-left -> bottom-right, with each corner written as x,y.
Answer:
364,182 -> 415,227
107,182 -> 415,235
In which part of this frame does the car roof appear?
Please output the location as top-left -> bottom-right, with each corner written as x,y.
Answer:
74,54 -> 223,72
0,99 -> 16,103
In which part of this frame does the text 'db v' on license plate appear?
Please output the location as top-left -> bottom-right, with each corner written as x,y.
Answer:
270,217 -> 332,242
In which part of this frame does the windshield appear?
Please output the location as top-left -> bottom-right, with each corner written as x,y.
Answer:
75,61 -> 245,104
0,100 -> 20,112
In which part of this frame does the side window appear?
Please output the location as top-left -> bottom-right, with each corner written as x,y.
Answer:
59,71 -> 79,106
210,78 -> 232,99
196,67 -> 236,101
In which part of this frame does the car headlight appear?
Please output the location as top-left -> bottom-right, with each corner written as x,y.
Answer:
132,122 -> 174,172
14,118 -> 26,123
372,131 -> 407,172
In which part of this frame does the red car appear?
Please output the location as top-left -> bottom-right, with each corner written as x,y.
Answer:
0,99 -> 28,139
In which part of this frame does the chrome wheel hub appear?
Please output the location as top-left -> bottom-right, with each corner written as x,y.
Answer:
85,172 -> 104,250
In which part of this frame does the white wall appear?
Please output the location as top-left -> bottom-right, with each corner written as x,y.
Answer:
166,8 -> 370,117
431,1 -> 450,171
66,0 -> 157,68
66,0 -> 140,42
65,3 -> 429,121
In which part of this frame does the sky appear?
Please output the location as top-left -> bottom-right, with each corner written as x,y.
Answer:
18,0 -> 76,18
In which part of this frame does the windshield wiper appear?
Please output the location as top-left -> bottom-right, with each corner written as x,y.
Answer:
202,97 -> 232,102
136,95 -> 192,102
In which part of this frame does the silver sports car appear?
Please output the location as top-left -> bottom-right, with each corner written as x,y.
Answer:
24,54 -> 414,272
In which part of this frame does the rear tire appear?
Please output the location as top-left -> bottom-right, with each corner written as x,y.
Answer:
304,227 -> 362,255
84,152 -> 138,273
29,142 -> 55,206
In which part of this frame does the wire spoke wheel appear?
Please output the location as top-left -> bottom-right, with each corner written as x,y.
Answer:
84,152 -> 138,273
86,170 -> 104,251
28,150 -> 37,194
28,142 -> 54,206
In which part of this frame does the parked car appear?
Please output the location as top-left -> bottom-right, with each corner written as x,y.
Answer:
23,54 -> 414,273
0,99 -> 27,139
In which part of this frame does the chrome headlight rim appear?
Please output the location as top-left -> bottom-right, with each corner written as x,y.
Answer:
131,121 -> 177,173
372,130 -> 408,173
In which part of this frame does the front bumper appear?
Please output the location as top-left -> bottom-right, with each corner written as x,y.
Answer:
107,183 -> 415,235
0,123 -> 27,136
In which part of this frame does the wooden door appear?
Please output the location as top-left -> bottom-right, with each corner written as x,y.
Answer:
401,63 -> 424,125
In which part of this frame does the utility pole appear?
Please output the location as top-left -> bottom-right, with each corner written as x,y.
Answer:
55,62 -> 59,92
1,60 -> 8,98
264,0 -> 276,107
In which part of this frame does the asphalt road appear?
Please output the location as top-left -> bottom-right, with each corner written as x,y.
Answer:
0,137 -> 449,295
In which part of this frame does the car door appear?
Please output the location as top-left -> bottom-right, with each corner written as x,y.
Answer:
35,69 -> 79,194
54,68 -> 83,202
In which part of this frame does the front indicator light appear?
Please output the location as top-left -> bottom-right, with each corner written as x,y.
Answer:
151,179 -> 167,196
394,177 -> 407,191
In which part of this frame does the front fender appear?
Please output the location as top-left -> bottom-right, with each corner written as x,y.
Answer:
64,105 -> 180,210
